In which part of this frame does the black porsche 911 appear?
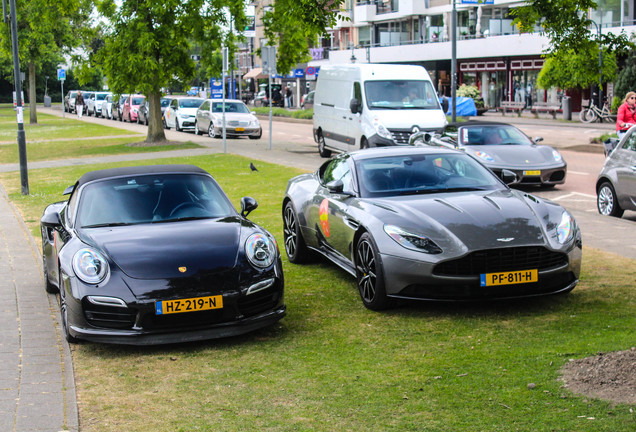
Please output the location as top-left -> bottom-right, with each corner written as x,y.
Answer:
41,165 -> 285,345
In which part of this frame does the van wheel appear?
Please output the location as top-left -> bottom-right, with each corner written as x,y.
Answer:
361,138 -> 369,150
318,133 -> 332,158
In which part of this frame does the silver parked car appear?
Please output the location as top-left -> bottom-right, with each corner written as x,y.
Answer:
283,146 -> 581,310
100,94 -> 114,119
194,99 -> 262,139
596,131 -> 636,217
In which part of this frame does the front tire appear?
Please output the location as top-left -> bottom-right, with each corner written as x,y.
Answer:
360,138 -> 369,150
580,108 -> 597,123
283,201 -> 311,263
597,181 -> 624,217
208,124 -> 218,138
59,279 -> 79,343
194,122 -> 201,135
318,132 -> 332,158
355,233 -> 389,310
175,118 -> 181,132
42,254 -> 57,294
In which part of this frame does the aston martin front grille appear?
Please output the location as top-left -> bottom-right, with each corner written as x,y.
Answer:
433,247 -> 568,277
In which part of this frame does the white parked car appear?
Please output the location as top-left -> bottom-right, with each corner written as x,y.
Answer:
100,94 -> 114,119
164,97 -> 204,132
86,91 -> 112,117
194,99 -> 262,139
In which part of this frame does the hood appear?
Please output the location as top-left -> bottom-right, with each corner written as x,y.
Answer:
375,190 -> 548,250
177,107 -> 199,116
370,109 -> 447,130
465,145 -> 560,167
79,219 -> 242,279
212,112 -> 258,123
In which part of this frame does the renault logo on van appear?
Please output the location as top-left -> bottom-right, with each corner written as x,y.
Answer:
412,126 -> 420,134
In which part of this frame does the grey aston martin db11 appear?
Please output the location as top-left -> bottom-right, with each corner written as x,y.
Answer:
410,121 -> 567,187
282,147 -> 581,310
41,165 -> 285,345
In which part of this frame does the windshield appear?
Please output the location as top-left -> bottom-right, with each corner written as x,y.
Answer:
131,97 -> 145,105
96,94 -> 108,101
179,98 -> 203,108
211,102 -> 250,114
356,153 -> 502,198
161,98 -> 171,107
76,174 -> 235,227
365,80 -> 441,110
459,125 -> 533,146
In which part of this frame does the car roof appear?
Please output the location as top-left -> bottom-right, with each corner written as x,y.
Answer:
446,120 -> 513,128
76,164 -> 209,188
204,99 -> 244,104
348,146 -> 460,161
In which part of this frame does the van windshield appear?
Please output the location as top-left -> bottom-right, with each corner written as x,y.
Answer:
365,80 -> 441,110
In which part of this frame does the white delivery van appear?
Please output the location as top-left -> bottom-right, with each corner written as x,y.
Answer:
313,63 -> 447,157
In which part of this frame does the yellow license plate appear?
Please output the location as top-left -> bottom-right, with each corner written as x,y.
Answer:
155,295 -> 223,315
235,127 -> 245,132
523,170 -> 541,176
480,269 -> 538,287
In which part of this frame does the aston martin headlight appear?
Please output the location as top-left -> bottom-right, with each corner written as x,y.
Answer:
474,151 -> 495,163
246,233 -> 277,268
552,149 -> 563,162
556,212 -> 573,244
72,248 -> 109,284
373,117 -> 393,140
384,225 -> 442,254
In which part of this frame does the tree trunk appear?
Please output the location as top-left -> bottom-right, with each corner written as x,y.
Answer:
146,91 -> 166,143
28,61 -> 37,124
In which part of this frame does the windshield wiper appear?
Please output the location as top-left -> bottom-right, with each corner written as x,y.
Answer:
82,222 -> 134,228
152,216 -> 213,223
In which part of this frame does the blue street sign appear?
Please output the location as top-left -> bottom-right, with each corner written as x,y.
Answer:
57,68 -> 66,80
294,68 -> 304,78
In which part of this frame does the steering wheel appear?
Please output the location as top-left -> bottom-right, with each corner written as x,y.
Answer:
169,201 -> 206,217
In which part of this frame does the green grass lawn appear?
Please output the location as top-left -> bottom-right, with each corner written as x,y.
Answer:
0,154 -> 634,431
0,105 -> 202,163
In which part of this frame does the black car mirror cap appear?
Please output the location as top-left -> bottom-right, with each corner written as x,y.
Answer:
326,179 -> 344,194
41,210 -> 63,228
350,98 -> 361,114
533,136 -> 544,144
241,196 -> 259,217
500,169 -> 517,185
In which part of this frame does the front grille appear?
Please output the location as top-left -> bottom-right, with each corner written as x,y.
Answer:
434,247 -> 568,277
83,302 -> 136,329
142,309 -> 227,331
549,170 -> 566,182
237,286 -> 281,317
389,129 -> 412,144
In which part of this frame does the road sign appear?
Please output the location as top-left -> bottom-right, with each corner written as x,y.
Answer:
57,68 -> 66,80
262,46 -> 277,75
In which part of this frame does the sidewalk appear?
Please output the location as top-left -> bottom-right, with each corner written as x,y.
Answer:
0,183 -> 77,432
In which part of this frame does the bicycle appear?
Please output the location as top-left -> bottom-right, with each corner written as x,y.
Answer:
579,99 -> 614,123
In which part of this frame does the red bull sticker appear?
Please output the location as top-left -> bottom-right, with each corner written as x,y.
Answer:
319,199 -> 330,237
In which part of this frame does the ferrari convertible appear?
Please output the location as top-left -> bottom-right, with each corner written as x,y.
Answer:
409,121 -> 567,187
41,165 -> 285,345
282,147 -> 581,310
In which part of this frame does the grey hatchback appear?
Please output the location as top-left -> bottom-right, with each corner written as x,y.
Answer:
596,131 -> 636,217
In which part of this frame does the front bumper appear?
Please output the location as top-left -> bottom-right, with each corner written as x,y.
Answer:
489,164 -> 567,186
212,126 -> 261,137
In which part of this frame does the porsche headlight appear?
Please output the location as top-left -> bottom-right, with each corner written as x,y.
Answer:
72,248 -> 109,284
556,212 -> 574,244
552,149 -> 563,162
373,117 -> 393,140
474,150 -> 495,163
246,233 -> 277,268
384,225 -> 442,254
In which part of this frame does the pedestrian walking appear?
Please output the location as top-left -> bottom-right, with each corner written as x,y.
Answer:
616,91 -> 636,139
285,86 -> 292,108
76,91 -> 85,117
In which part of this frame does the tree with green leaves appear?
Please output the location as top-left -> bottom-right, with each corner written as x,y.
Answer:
512,0 -> 633,92
0,0 -> 93,124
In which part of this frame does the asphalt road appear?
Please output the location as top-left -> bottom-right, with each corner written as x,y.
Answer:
31,106 -> 636,260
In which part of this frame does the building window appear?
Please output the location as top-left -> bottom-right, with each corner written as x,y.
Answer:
359,26 -> 372,47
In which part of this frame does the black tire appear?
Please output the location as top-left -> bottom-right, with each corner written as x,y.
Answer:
42,254 -> 57,294
194,122 -> 201,135
208,123 -> 217,138
59,279 -> 79,343
164,118 -> 170,129
249,128 -> 262,140
360,138 -> 369,149
597,181 -> 624,217
355,232 -> 389,310
318,132 -> 332,158
283,201 -> 311,263
175,118 -> 181,132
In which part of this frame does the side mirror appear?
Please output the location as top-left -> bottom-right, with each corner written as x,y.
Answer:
441,97 -> 450,113
500,169 -> 517,185
350,98 -> 361,114
41,210 -> 63,228
240,196 -> 258,217
326,179 -> 344,194
533,137 -> 544,144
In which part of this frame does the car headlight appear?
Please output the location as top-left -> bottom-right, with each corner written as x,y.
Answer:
552,149 -> 563,162
474,151 -> 495,162
179,113 -> 190,119
250,119 -> 260,127
245,233 -> 277,268
556,212 -> 573,244
132,108 -> 138,114
384,225 -> 442,254
372,117 -> 393,140
72,248 -> 109,284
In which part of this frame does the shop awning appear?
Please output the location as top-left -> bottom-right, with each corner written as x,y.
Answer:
243,68 -> 268,80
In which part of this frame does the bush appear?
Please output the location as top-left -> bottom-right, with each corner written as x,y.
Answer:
456,84 -> 485,109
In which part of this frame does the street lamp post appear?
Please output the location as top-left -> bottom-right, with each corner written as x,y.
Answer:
451,0 -> 457,122
590,19 -> 603,113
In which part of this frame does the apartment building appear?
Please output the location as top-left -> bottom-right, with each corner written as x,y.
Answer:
308,0 -> 636,111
